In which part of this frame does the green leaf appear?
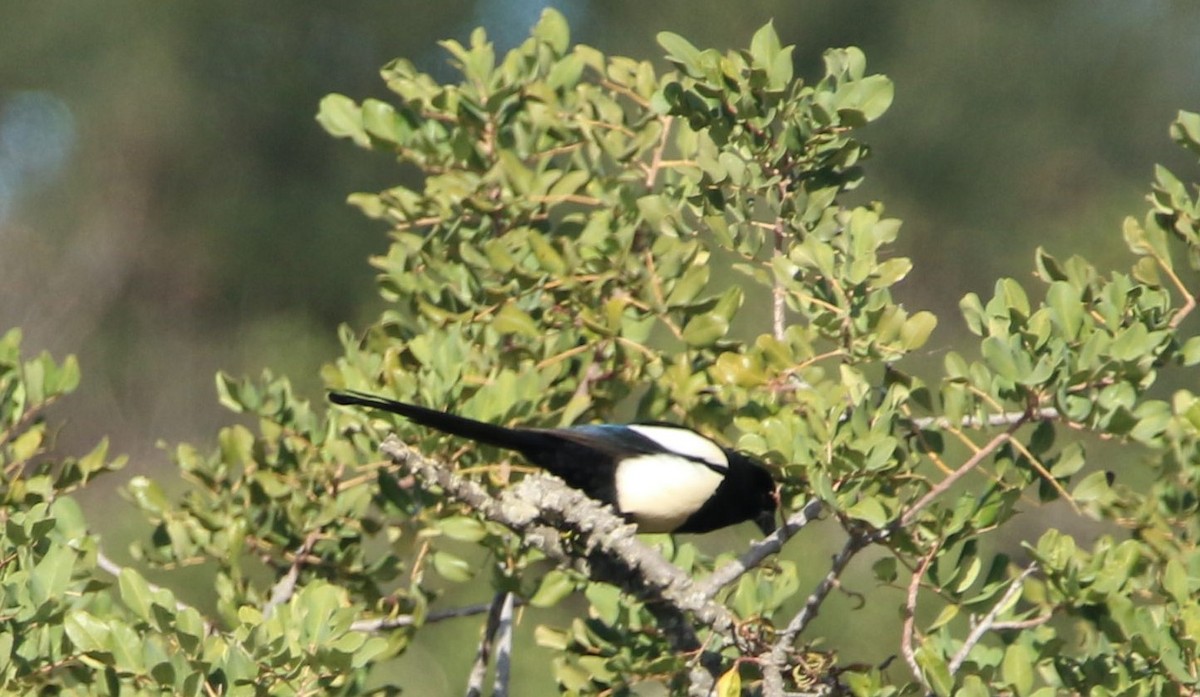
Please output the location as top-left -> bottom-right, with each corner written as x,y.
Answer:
65,610 -> 112,654
1123,215 -> 1172,267
682,314 -> 729,347
1073,470 -> 1113,505
981,336 -> 1021,381
532,8 -> 570,55
360,98 -> 400,143
749,21 -> 782,71
927,604 -> 959,632
52,354 -> 81,394
872,557 -> 898,583
1182,336 -> 1200,366
1034,247 -> 1068,282
31,544 -> 76,608
666,265 -> 711,308
900,311 -> 937,350
431,550 -> 473,582
350,637 -> 392,669
0,632 -> 12,673
958,676 -> 991,697
534,625 -> 570,651
656,32 -> 703,73
870,257 -> 912,289
839,74 -> 894,122
1109,323 -> 1153,362
1164,558 -> 1190,605
119,568 -> 155,623
1170,109 -> 1200,155
845,497 -> 889,528
435,516 -> 488,543
547,170 -> 590,200
585,584 -> 622,625
712,351 -> 764,388
298,583 -> 342,643
527,231 -> 567,274
108,620 -> 145,672
959,293 -> 986,336
1001,643 -> 1034,695
767,46 -> 795,89
530,570 -> 576,608
998,278 -> 1031,318
916,648 -> 952,696
315,93 -> 369,148
214,372 -> 253,413
1046,281 -> 1082,339
712,286 -> 744,322
126,476 -> 169,516
493,304 -> 540,338
77,437 -> 120,477
1049,443 -> 1085,478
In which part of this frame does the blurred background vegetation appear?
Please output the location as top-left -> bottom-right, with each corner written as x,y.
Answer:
2,1 -> 1199,691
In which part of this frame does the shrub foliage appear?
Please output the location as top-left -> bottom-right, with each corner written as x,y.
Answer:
4,10 -> 1200,695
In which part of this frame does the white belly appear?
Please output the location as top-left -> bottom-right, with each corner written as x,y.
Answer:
614,454 -> 725,533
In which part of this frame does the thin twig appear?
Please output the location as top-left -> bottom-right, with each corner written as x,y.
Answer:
899,423 -> 1025,529
989,613 -> 1052,632
947,563 -> 1039,675
643,116 -> 673,188
1006,435 -> 1079,514
908,407 -> 1058,431
772,212 -> 788,341
701,499 -> 823,599
761,530 -> 876,696
465,592 -> 509,697
781,533 -> 873,644
492,592 -> 515,697
901,546 -> 939,690
263,530 -> 320,619
349,598 -> 528,633
1141,235 -> 1197,329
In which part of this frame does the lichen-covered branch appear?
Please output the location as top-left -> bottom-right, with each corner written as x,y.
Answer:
378,436 -> 740,674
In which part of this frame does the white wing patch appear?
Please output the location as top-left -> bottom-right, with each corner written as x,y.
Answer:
615,453 -> 725,533
627,425 -> 728,469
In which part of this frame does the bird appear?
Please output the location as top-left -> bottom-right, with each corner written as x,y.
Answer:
328,389 -> 779,535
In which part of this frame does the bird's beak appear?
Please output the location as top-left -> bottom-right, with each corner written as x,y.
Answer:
754,509 -> 778,536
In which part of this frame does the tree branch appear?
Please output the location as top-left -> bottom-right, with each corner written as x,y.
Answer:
907,407 -> 1058,432
901,546 -> 939,690
701,498 -> 823,599
350,598 -> 527,633
899,423 -> 1024,529
263,530 -> 320,619
492,592 -> 515,697
465,592 -> 511,697
761,529 -> 875,696
378,436 -> 738,682
947,563 -> 1039,676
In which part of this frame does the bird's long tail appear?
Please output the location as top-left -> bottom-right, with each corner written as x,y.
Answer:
328,390 -> 543,453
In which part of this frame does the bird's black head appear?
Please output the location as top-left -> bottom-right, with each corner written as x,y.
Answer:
740,455 -> 780,536
675,451 -> 779,535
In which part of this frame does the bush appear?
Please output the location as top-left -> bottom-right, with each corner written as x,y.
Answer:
4,10 -> 1200,695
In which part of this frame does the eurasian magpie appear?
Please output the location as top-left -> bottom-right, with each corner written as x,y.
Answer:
328,390 -> 779,535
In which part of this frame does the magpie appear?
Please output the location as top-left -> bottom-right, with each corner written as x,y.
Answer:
328,390 -> 779,535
